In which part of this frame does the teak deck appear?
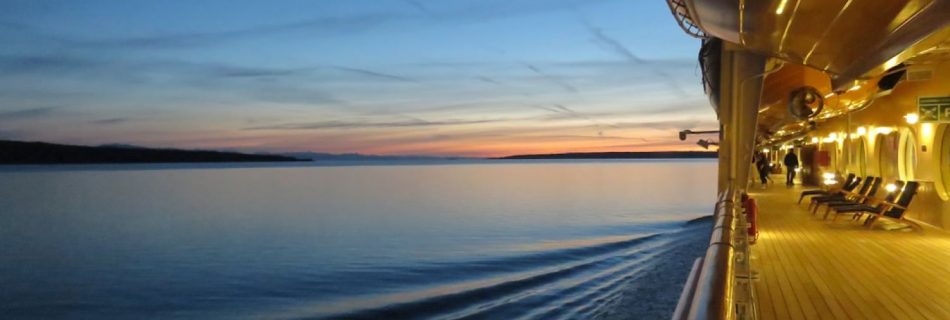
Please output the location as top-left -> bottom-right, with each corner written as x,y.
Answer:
748,185 -> 950,320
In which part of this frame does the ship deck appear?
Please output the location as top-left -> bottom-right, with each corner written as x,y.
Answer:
748,183 -> 950,320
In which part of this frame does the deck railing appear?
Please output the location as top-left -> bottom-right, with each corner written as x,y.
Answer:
673,189 -> 757,320
665,0 -> 706,38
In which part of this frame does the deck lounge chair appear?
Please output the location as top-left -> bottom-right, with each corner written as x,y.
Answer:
830,181 -> 904,222
809,176 -> 876,214
864,181 -> 920,230
820,177 -> 882,219
797,173 -> 858,204
823,181 -> 908,223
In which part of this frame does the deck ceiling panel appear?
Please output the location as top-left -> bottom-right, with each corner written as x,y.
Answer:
688,0 -> 950,88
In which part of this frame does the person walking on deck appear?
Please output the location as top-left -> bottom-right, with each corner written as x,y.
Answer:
755,152 -> 770,188
783,151 -> 799,186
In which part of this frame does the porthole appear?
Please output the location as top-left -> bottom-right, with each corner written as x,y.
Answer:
877,133 -> 900,180
899,129 -> 918,180
852,138 -> 867,177
939,125 -> 950,200
933,124 -> 950,201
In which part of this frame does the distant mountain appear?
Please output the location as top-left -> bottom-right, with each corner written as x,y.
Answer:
497,151 -> 718,160
284,152 -> 467,161
0,140 -> 305,164
97,143 -> 148,149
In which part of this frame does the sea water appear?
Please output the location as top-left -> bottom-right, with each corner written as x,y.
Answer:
0,160 -> 717,319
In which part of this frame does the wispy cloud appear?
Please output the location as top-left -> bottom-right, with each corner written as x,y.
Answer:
0,54 -> 104,74
581,21 -> 643,63
612,119 -> 719,130
521,62 -> 578,92
401,0 -> 433,15
91,117 -> 131,125
0,107 -> 59,120
76,14 -> 399,50
578,18 -> 691,97
245,118 -> 504,130
331,66 -> 418,82
207,65 -> 305,78
531,104 -> 620,130
475,75 -> 503,85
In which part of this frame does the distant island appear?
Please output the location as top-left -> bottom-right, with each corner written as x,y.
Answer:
0,140 -> 304,164
497,151 -> 718,160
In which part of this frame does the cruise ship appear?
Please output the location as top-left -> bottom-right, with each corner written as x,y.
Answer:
666,0 -> 950,319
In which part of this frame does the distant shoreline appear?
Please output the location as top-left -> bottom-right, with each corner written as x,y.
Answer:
0,140 -> 303,165
0,139 -> 718,165
496,151 -> 718,160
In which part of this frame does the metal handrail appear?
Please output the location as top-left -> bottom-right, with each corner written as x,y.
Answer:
674,187 -> 757,320
672,257 -> 704,319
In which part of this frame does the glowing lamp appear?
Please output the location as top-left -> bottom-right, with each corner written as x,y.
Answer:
811,137 -> 819,144
885,184 -> 898,193
884,56 -> 901,70
923,123 -> 934,138
856,127 -> 867,135
762,148 -> 771,153
905,113 -> 919,125
794,167 -> 802,172
823,179 -> 838,186
822,172 -> 835,180
775,0 -> 789,14
828,133 -> 837,140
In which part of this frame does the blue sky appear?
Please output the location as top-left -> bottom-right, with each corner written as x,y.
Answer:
0,0 -> 715,156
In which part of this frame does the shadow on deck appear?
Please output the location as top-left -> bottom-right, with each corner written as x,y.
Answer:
747,184 -> 950,320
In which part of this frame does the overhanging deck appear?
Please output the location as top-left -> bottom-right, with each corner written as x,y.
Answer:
748,185 -> 950,320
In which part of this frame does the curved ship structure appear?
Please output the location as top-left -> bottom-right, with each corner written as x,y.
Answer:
666,1 -> 950,319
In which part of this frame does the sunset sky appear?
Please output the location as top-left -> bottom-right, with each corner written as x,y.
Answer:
0,0 -> 716,157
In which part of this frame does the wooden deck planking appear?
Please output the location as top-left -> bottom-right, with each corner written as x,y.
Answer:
748,185 -> 950,320
769,222 -> 837,320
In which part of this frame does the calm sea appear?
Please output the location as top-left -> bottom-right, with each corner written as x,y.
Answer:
0,160 -> 717,319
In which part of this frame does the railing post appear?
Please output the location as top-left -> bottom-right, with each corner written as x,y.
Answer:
733,201 -> 758,320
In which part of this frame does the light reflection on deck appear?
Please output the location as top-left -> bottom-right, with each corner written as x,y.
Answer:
749,184 -> 950,320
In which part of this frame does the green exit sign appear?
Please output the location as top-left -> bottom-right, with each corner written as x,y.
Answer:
919,96 -> 950,122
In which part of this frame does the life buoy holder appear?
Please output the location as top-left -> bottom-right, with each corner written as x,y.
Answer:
742,195 -> 759,244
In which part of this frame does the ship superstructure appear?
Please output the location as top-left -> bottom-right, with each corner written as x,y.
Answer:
667,1 -> 950,319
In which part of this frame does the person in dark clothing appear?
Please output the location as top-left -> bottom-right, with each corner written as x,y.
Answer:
783,151 -> 800,186
755,153 -> 770,188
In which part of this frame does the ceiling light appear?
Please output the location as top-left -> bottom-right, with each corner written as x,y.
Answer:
775,0 -> 789,14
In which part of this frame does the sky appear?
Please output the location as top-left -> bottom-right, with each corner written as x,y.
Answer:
0,0 -> 717,157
